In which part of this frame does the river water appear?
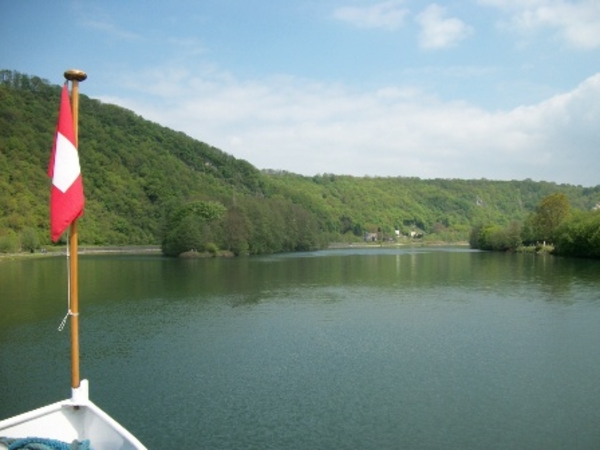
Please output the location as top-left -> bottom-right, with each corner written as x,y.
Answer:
1,247 -> 599,449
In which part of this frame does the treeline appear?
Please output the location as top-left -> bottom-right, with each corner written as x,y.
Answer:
262,172 -> 599,242
2,70 -> 600,257
1,70 -> 272,252
161,197 -> 321,256
470,193 -> 600,258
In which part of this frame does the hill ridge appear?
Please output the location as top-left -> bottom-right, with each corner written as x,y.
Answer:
2,69 -> 599,253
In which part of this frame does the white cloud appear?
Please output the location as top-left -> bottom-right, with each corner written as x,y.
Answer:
479,0 -> 600,49
80,19 -> 142,41
333,1 -> 409,30
167,37 -> 207,56
101,65 -> 600,186
415,4 -> 473,49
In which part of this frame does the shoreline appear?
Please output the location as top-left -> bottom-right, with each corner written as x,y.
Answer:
0,245 -> 162,261
328,241 -> 469,248
1,241 -> 471,261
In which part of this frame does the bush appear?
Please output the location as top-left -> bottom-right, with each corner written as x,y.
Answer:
553,210 -> 600,258
205,242 -> 219,256
20,227 -> 40,252
471,221 -> 522,252
0,231 -> 19,253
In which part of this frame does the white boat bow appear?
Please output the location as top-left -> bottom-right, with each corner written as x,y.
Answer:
0,380 -> 146,450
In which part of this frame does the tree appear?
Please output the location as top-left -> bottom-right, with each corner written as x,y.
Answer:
20,227 -> 40,252
161,200 -> 226,256
531,193 -> 571,244
220,206 -> 251,256
553,210 -> 600,258
471,221 -> 522,252
469,224 -> 483,249
0,230 -> 19,253
498,221 -> 523,251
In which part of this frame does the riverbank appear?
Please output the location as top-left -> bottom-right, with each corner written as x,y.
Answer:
1,241 -> 470,261
328,241 -> 469,248
0,245 -> 161,261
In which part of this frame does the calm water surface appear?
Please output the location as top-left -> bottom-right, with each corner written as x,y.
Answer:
1,247 -> 600,449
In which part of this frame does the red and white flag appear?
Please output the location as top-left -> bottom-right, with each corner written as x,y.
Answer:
48,84 -> 84,242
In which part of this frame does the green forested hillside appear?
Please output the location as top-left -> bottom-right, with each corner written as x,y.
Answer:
263,173 -> 599,240
1,70 -> 265,249
2,70 -> 599,255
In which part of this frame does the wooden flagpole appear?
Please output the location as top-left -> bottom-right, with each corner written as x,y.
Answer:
64,69 -> 87,390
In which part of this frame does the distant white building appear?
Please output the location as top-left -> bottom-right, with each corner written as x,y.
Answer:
364,232 -> 378,242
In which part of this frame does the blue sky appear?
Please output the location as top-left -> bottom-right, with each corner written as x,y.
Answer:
1,0 -> 599,186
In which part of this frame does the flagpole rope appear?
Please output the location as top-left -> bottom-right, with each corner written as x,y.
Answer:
58,232 -> 75,331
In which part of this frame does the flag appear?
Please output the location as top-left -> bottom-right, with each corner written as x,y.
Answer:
48,84 -> 84,242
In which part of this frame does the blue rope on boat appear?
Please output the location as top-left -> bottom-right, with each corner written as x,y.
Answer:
0,437 -> 91,450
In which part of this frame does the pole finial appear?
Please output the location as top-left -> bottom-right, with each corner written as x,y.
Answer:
64,69 -> 87,82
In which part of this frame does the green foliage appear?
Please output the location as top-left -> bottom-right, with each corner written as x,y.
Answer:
471,193 -> 600,259
225,196 -> 320,255
0,230 -> 19,253
220,205 -> 251,256
262,173 -> 598,244
2,70 -> 600,258
531,192 -> 571,244
469,224 -> 483,249
504,221 -> 523,251
20,227 -> 40,252
553,210 -> 600,258
472,222 -> 522,252
205,242 -> 219,256
161,200 -> 226,256
1,70 -> 257,249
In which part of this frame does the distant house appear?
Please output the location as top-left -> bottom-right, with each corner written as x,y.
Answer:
364,232 -> 378,242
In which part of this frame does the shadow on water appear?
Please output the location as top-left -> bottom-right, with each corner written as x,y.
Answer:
2,249 -> 599,329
